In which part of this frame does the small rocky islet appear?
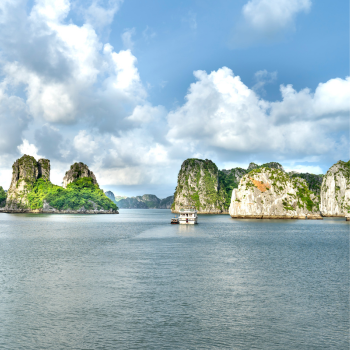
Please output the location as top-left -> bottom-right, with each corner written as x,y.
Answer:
171,158 -> 350,220
0,155 -> 118,214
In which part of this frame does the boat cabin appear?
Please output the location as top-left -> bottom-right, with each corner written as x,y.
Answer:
178,207 -> 198,224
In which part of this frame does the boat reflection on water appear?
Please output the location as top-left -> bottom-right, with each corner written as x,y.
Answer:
175,223 -> 208,238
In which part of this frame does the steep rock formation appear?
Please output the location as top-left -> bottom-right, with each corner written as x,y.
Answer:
320,160 -> 350,217
247,162 -> 259,171
172,159 -> 227,214
63,162 -> 97,188
262,162 -> 284,171
290,173 -> 323,194
6,155 -> 50,209
105,191 -> 117,203
220,168 -> 247,183
38,159 -> 50,181
222,162 -> 284,186
2,156 -> 117,214
219,162 -> 285,207
229,167 -> 321,219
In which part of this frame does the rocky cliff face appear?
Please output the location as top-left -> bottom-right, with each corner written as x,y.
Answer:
247,162 -> 259,171
290,173 -> 323,194
105,191 -> 116,203
320,160 -> 350,216
172,159 -> 227,213
63,162 -> 97,188
38,159 -> 50,181
6,155 -> 50,209
229,167 -> 321,219
247,162 -> 284,172
220,167 -> 247,184
2,156 -> 117,214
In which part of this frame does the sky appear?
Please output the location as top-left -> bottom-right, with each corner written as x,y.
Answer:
0,0 -> 349,198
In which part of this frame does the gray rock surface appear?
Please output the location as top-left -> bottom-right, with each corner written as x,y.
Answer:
261,162 -> 285,172
105,191 -> 116,203
320,160 -> 350,217
229,167 -> 321,219
247,162 -> 259,171
63,162 -> 97,188
172,158 -> 227,214
221,168 -> 247,183
6,155 -> 50,209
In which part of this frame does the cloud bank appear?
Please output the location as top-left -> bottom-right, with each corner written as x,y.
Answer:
0,0 -> 348,195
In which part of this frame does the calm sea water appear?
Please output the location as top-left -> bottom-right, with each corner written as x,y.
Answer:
0,210 -> 348,350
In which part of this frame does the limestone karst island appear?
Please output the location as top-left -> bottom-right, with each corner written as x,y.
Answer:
170,158 -> 350,221
0,155 -> 349,221
0,155 -> 118,214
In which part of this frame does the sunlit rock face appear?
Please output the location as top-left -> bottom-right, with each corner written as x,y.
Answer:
320,160 -> 350,217
6,155 -> 50,209
172,158 -> 227,214
63,162 -> 98,188
229,167 -> 321,219
38,159 -> 50,181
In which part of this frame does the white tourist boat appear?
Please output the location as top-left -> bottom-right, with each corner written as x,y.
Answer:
178,207 -> 198,224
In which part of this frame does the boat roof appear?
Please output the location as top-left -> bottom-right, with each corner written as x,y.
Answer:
179,207 -> 197,212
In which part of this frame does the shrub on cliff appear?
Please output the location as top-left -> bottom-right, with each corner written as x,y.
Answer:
0,186 -> 6,207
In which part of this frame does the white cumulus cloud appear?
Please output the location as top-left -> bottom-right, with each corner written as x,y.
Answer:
0,0 -> 348,195
232,0 -> 312,46
0,0 -> 146,129
17,139 -> 43,160
167,67 -> 349,161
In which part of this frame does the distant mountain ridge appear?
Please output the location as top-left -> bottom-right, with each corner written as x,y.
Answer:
104,192 -> 174,209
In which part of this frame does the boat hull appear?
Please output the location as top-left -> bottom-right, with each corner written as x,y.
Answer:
179,220 -> 197,225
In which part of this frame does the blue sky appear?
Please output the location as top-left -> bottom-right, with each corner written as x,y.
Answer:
0,0 -> 349,197
110,0 -> 348,106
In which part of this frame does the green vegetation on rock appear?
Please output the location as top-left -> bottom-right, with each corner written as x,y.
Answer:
251,167 -> 319,211
218,170 -> 243,208
27,177 -> 118,211
173,158 -> 227,212
0,186 -> 6,207
290,173 -> 323,194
